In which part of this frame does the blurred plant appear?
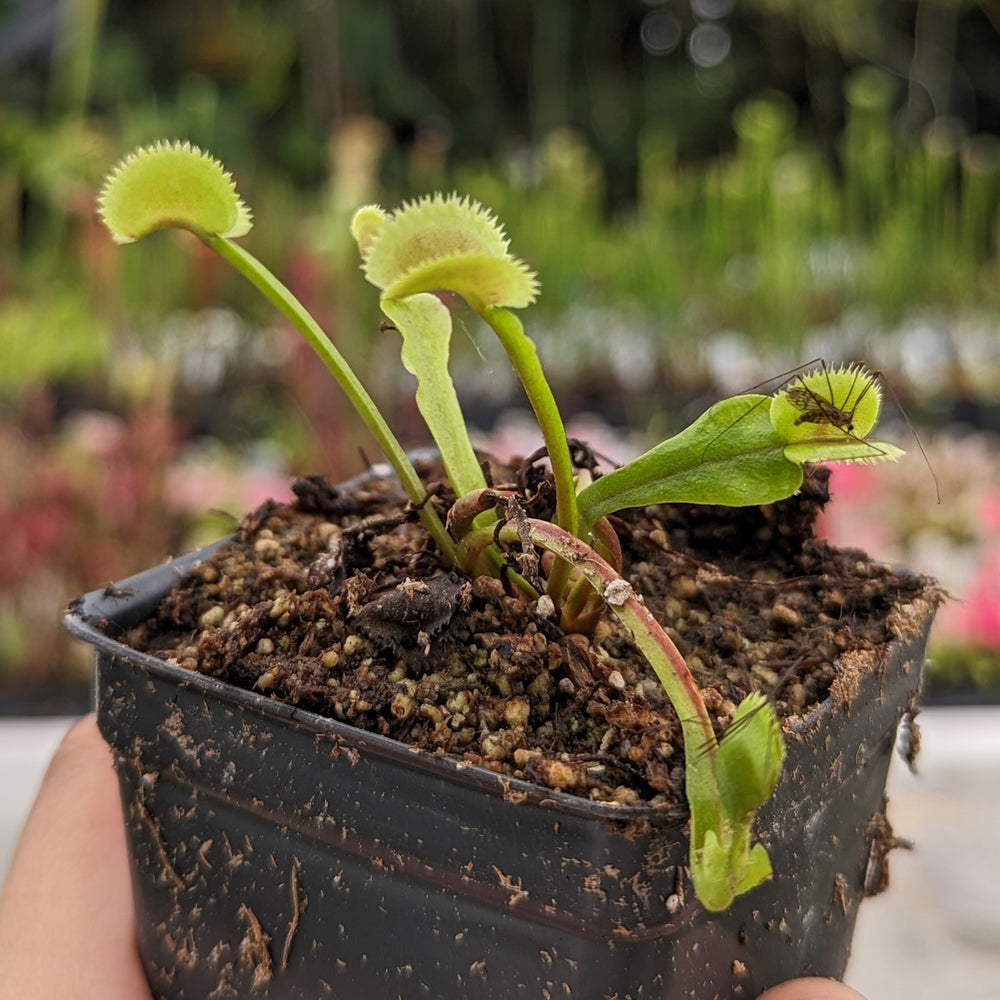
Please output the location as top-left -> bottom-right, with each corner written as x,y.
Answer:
0,404 -> 174,688
0,403 -> 292,692
0,292 -> 110,393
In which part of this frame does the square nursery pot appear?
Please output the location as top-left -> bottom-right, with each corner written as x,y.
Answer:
65,543 -> 937,1000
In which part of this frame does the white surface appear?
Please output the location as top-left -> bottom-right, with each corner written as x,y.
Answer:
845,706 -> 1000,1000
1,709 -> 998,998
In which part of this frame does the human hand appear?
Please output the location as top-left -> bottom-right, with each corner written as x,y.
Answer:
758,978 -> 869,1000
0,713 -> 153,1000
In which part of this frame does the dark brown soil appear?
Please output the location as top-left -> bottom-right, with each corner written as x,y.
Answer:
126,454 -> 935,807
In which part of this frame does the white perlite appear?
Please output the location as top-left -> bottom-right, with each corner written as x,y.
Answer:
603,579 -> 634,607
534,594 -> 557,619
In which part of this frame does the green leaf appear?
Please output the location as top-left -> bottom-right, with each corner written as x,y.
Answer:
379,294 -> 486,498
351,196 -> 574,531
577,394 -> 803,529
98,141 -> 252,244
715,692 -> 786,820
692,830 -> 774,912
770,363 -> 902,466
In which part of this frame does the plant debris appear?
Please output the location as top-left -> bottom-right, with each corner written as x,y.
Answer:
126,455 -> 934,807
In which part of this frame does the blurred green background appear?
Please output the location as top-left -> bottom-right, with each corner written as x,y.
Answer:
2,0 -> 999,705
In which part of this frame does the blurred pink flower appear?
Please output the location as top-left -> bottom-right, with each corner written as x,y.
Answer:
816,464 -> 895,559
979,489 -> 1000,534
941,545 -> 1000,648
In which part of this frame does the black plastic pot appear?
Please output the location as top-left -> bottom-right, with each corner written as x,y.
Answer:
66,547 -> 936,1000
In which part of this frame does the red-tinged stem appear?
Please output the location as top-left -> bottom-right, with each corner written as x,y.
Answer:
497,518 -> 717,756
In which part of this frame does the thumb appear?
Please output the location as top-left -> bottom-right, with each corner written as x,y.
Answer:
757,979 -> 869,1000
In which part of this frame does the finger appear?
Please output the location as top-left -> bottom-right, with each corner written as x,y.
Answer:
0,714 -> 152,1000
757,978 -> 869,1000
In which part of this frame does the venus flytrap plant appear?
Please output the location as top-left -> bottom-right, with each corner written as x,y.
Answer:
98,140 -> 905,913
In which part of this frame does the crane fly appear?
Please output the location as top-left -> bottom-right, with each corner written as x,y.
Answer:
784,365 -> 872,433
